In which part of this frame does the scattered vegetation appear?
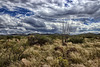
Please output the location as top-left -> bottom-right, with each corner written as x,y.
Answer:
67,36 -> 84,43
0,33 -> 100,67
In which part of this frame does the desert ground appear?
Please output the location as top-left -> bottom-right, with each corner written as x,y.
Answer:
0,34 -> 100,67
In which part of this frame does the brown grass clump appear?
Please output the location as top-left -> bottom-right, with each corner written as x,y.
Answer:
21,58 -> 32,67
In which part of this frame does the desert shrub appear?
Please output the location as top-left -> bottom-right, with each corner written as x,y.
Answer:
69,57 -> 83,64
86,48 -> 98,60
1,44 -> 26,63
21,43 -> 29,49
0,49 -> 14,67
93,44 -> 100,48
0,40 -> 6,44
11,45 -> 25,60
66,47 -> 78,58
13,36 -> 21,40
68,36 -> 84,43
0,36 -> 27,67
0,35 -> 21,40
0,36 -> 13,40
3,42 -> 14,48
82,33 -> 99,39
58,57 -> 69,67
53,51 -> 63,58
83,44 -> 91,48
6,36 -> 13,39
0,58 -> 10,67
68,52 -> 83,64
51,59 -> 59,67
20,54 -> 31,59
84,35 -> 93,38
28,35 -> 36,46
28,35 -> 53,46
0,36 -> 5,40
47,34 -> 62,40
35,35 -> 52,45
97,48 -> 100,58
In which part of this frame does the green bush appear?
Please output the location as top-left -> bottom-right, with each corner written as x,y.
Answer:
13,36 -> 21,40
28,35 -> 53,46
0,36 -> 5,40
0,36 -> 13,40
35,35 -> 53,45
6,36 -> 13,39
47,34 -> 62,40
68,36 -> 84,43
58,57 -> 69,67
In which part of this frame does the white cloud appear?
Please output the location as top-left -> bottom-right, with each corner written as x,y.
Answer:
0,0 -> 100,35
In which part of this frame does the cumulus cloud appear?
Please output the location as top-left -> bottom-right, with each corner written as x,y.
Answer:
0,0 -> 100,35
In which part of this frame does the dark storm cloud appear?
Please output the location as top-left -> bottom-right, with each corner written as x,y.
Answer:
22,18 -> 59,33
23,18 -> 46,27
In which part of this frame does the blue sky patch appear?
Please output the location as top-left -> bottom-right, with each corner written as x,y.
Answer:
66,0 -> 73,3
0,6 -> 34,17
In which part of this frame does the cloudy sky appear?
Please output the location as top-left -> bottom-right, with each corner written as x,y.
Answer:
0,0 -> 100,35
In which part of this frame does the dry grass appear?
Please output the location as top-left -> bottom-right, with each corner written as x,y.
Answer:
0,34 -> 100,67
